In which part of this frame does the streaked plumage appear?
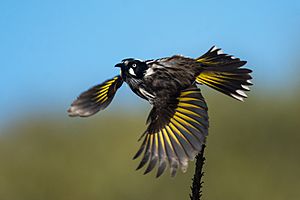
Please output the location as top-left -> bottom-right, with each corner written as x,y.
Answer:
68,46 -> 252,177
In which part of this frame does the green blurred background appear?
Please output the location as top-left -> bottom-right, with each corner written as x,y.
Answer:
1,0 -> 300,200
1,91 -> 300,200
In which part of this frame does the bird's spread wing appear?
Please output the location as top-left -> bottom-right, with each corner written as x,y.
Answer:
133,85 -> 209,177
68,75 -> 123,117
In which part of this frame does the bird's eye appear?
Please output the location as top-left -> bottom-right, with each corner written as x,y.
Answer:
132,63 -> 137,68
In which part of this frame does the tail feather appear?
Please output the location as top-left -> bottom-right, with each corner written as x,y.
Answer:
196,46 -> 252,101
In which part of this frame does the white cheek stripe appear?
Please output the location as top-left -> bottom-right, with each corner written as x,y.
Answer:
129,68 -> 136,76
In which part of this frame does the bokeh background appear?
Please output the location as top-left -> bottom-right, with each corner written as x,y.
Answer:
1,0 -> 300,199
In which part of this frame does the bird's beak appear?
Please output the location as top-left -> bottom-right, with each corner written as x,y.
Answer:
114,63 -> 124,68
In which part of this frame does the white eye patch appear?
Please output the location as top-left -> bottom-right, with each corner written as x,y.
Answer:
129,68 -> 136,76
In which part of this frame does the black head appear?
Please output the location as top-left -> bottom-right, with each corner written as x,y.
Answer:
115,58 -> 148,79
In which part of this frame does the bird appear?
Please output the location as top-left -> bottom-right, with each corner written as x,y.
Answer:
68,46 -> 252,178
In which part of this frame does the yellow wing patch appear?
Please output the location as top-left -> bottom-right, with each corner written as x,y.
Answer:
133,86 -> 209,177
94,76 -> 120,103
68,75 -> 123,117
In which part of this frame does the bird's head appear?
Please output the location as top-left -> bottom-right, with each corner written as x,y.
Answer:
115,58 -> 148,78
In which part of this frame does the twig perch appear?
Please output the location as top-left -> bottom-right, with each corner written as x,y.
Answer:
189,144 -> 206,200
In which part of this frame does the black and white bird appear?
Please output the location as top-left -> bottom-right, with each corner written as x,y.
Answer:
68,46 -> 252,177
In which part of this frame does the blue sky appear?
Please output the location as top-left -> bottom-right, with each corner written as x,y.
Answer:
1,0 -> 300,126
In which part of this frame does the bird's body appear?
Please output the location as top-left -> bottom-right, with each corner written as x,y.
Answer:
68,46 -> 252,177
120,56 -> 199,107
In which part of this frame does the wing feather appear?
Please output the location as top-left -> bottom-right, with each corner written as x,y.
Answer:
165,125 -> 189,172
161,128 -> 179,177
136,134 -> 152,170
144,134 -> 159,174
68,75 -> 123,117
168,122 -> 197,160
134,85 -> 209,177
156,131 -> 168,177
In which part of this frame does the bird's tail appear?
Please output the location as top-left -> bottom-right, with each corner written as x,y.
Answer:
195,46 -> 252,101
